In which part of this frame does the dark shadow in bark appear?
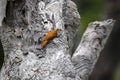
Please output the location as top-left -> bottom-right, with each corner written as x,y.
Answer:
0,40 -> 4,70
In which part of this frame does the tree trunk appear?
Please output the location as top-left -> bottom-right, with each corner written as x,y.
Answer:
0,0 -> 114,80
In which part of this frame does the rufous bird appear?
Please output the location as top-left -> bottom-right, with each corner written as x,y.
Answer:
40,29 -> 61,47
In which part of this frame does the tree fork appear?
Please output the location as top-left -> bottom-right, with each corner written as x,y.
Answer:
0,0 -> 115,80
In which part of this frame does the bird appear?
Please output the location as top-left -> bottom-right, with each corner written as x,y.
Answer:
40,29 -> 61,47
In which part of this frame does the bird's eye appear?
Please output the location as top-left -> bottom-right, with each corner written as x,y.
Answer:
38,37 -> 42,44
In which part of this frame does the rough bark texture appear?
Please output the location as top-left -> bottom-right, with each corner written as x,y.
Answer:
0,0 -> 7,26
0,0 -> 80,80
72,19 -> 115,80
0,0 -> 114,80
0,0 -> 7,71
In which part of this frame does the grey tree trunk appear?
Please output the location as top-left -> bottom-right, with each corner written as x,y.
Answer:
0,0 -> 114,80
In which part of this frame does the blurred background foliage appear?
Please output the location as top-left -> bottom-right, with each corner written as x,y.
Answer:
77,0 -> 103,36
113,64 -> 120,80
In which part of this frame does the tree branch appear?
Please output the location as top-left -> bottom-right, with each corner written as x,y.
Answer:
72,19 -> 115,80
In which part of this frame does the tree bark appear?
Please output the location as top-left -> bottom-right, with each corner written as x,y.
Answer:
89,0 -> 120,80
0,0 -> 114,80
0,0 -> 7,26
